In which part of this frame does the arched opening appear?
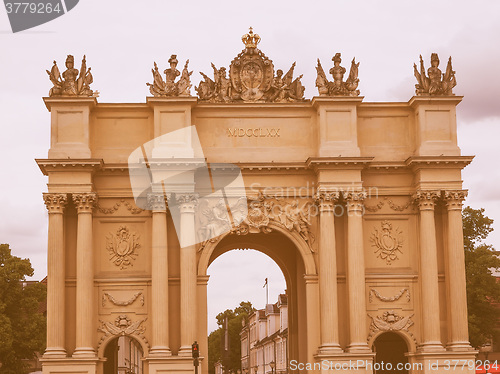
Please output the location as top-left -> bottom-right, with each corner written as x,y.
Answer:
103,335 -> 144,374
373,332 -> 409,374
200,229 -> 315,374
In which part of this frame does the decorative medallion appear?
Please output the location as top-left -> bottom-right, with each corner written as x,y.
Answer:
370,220 -> 403,265
196,28 -> 305,103
368,310 -> 415,342
106,226 -> 140,270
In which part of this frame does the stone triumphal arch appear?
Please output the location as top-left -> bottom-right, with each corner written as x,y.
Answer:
39,30 -> 476,374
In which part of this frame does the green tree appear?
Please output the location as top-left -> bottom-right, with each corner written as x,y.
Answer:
208,301 -> 255,374
463,207 -> 500,348
0,244 -> 47,374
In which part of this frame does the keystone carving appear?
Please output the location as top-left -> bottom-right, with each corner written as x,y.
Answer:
368,310 -> 415,342
97,315 -> 149,351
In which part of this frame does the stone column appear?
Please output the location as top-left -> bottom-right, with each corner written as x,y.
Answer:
444,190 -> 472,350
148,193 -> 171,356
413,191 -> 444,351
43,193 -> 68,358
178,193 -> 198,355
344,191 -> 371,353
315,191 -> 342,354
72,193 -> 97,358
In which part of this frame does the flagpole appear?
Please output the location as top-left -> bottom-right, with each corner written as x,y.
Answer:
264,278 -> 269,305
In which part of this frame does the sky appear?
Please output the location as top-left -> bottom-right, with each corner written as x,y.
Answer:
0,0 -> 499,332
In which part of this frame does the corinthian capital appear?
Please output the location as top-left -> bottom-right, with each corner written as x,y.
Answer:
412,190 -> 440,211
314,190 -> 340,213
43,193 -> 68,213
147,193 -> 169,212
72,193 -> 97,213
343,190 -> 367,213
443,190 -> 468,211
176,193 -> 199,213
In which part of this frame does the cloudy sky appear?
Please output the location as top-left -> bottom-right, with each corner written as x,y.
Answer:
0,0 -> 499,332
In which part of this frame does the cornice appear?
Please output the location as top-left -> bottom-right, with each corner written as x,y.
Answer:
42,96 -> 98,111
405,156 -> 474,170
311,96 -> 364,108
146,96 -> 198,107
36,159 -> 104,175
408,95 -> 463,108
306,157 -> 374,171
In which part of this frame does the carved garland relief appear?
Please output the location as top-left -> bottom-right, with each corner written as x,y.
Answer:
369,288 -> 410,303
106,226 -> 141,270
102,291 -> 144,307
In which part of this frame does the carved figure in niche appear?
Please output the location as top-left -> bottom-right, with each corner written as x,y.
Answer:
316,53 -> 360,96
47,55 -> 94,97
413,53 -> 456,96
147,54 -> 192,97
196,28 -> 305,103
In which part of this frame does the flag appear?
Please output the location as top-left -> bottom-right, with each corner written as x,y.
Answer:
263,278 -> 268,288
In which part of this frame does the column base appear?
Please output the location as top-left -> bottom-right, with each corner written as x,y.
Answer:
408,350 -> 478,374
149,346 -> 173,356
317,343 -> 343,355
418,342 -> 446,353
178,345 -> 194,357
72,347 -> 97,358
447,341 -> 474,351
347,342 -> 372,353
43,348 -> 67,359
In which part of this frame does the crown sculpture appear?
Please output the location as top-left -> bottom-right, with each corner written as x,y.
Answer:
196,27 -> 305,103
147,55 -> 192,97
315,53 -> 360,96
413,53 -> 456,95
46,55 -> 95,97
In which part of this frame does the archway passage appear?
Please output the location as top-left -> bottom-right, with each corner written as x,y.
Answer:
200,229 -> 316,374
373,332 -> 409,374
103,336 -> 144,374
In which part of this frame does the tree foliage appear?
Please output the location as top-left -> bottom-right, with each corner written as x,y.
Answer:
208,301 -> 255,374
463,207 -> 500,348
0,244 -> 47,374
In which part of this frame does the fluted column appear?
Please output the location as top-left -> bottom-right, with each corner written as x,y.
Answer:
444,190 -> 472,350
178,193 -> 198,355
315,191 -> 342,354
72,193 -> 97,358
413,191 -> 444,351
148,193 -> 171,356
43,193 -> 68,358
344,191 -> 370,353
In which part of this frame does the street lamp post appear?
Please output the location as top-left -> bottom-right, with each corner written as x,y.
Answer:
269,361 -> 275,374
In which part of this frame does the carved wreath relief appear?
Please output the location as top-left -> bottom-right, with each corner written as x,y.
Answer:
370,221 -> 403,265
106,226 -> 140,270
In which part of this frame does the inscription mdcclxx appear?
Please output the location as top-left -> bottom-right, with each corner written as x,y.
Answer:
227,128 -> 281,138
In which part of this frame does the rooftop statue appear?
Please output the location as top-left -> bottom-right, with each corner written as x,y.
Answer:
46,55 -> 95,97
413,53 -> 456,96
147,54 -> 192,97
316,53 -> 360,96
196,28 -> 305,103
